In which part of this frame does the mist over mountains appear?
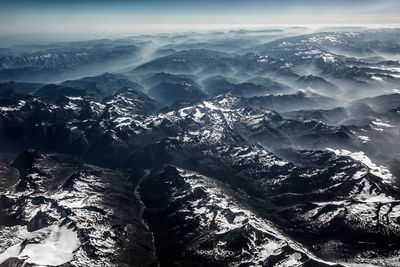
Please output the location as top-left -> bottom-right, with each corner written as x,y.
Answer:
1,27 -> 400,266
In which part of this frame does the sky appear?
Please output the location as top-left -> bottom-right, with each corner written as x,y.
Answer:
0,0 -> 399,34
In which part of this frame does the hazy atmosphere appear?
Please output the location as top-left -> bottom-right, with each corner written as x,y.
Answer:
0,0 -> 400,35
1,1 -> 400,267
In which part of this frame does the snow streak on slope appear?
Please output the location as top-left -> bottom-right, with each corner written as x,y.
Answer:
327,148 -> 395,185
141,166 -> 337,266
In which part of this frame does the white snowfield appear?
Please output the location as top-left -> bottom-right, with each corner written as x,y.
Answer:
0,225 -> 79,266
0,167 -> 118,266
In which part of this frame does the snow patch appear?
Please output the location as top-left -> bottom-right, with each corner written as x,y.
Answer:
358,135 -> 371,143
327,148 -> 394,184
371,76 -> 383,81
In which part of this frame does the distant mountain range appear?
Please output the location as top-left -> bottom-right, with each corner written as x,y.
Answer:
1,28 -> 400,266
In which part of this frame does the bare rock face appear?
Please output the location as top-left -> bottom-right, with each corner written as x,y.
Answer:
27,211 -> 57,232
